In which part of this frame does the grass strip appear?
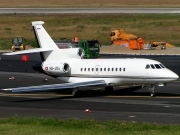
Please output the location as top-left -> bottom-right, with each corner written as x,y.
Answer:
0,0 -> 180,8
0,14 -> 180,49
0,117 -> 179,135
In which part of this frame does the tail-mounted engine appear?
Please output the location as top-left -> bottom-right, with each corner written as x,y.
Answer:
42,61 -> 70,74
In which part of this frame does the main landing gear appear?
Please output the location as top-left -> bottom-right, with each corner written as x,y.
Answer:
72,88 -> 80,97
104,86 -> 114,94
148,84 -> 155,97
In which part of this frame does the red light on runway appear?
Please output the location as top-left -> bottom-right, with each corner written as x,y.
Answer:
22,55 -> 28,62
84,108 -> 91,113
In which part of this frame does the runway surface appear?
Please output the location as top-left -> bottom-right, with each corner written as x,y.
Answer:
0,8 -> 180,14
0,53 -> 179,124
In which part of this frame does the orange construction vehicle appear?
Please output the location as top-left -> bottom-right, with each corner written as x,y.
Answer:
110,30 -> 145,50
149,42 -> 175,49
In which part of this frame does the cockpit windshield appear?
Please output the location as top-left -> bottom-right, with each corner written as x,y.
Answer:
154,64 -> 161,69
159,64 -> 165,68
88,41 -> 100,48
150,64 -> 155,69
145,64 -> 166,69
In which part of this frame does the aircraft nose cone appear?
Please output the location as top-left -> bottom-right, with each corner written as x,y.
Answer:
174,73 -> 179,79
172,72 -> 179,80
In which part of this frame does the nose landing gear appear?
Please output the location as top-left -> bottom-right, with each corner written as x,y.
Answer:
148,84 -> 155,97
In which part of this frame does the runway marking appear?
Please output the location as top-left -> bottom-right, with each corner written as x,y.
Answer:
105,95 -> 180,99
164,106 -> 171,108
118,85 -> 141,88
129,116 -> 136,118
1,93 -> 180,99
1,92 -> 180,99
92,88 -> 102,90
118,86 -> 129,88
174,81 -> 180,83
0,93 -> 72,98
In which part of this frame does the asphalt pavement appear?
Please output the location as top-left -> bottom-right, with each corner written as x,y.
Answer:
0,53 -> 179,124
0,8 -> 180,14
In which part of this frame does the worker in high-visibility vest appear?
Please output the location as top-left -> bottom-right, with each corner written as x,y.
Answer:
73,36 -> 79,47
74,37 -> 78,42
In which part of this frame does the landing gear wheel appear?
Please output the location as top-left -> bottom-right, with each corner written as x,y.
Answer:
150,93 -> 155,97
73,91 -> 82,97
72,88 -> 80,97
104,86 -> 113,95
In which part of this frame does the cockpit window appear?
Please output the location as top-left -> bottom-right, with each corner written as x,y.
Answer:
150,64 -> 155,69
145,64 -> 150,69
147,64 -> 165,69
154,64 -> 161,69
159,64 -> 165,68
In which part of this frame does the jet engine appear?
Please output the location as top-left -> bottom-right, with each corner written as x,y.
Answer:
42,61 -> 70,74
62,48 -> 84,59
77,48 -> 84,58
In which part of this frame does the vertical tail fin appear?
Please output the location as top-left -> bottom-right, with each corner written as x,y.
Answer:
32,21 -> 59,61
32,21 -> 59,50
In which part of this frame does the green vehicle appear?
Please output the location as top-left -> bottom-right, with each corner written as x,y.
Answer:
55,39 -> 101,59
78,39 -> 101,59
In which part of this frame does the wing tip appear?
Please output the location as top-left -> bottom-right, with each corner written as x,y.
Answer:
1,89 -> 12,91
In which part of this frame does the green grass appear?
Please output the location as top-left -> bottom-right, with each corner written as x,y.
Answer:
1,0 -> 180,8
0,117 -> 179,135
0,14 -> 180,49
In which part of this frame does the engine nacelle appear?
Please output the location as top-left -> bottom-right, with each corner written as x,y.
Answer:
42,61 -> 70,74
64,48 -> 84,59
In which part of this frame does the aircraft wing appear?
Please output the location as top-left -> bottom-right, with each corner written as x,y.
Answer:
1,80 -> 106,93
3,48 -> 53,55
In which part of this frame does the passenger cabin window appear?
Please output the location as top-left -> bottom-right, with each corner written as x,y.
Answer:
88,68 -> 90,71
116,68 -> 118,71
81,68 -> 83,71
92,68 -> 94,71
123,68 -> 125,71
96,68 -> 98,71
84,68 -> 86,71
108,68 -> 110,71
100,68 -> 102,71
104,68 -> 106,71
112,68 -> 114,71
119,68 -> 121,71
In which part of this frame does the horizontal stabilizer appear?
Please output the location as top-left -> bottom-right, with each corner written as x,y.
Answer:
3,48 -> 53,55
1,80 -> 106,93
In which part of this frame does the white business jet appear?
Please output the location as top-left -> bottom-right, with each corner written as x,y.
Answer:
2,21 -> 179,97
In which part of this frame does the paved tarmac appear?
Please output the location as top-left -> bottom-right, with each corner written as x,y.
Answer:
0,8 -> 180,14
0,53 -> 179,124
